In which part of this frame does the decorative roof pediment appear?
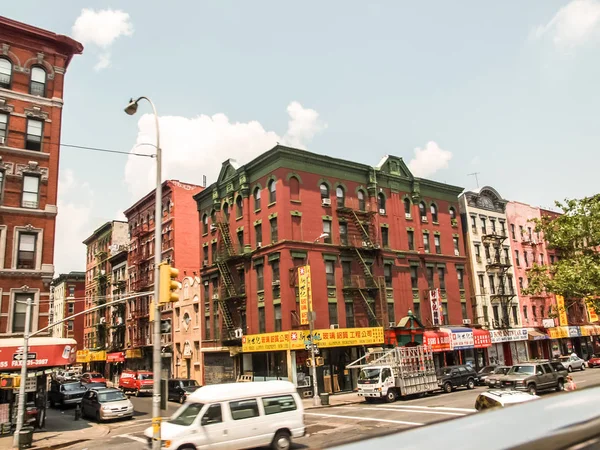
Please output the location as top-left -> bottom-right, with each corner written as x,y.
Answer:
217,159 -> 239,184
376,155 -> 413,179
464,185 -> 507,213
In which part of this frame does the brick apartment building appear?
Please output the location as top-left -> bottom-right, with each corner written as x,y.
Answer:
50,271 -> 85,343
193,145 -> 473,390
0,17 -> 82,336
124,180 -> 203,376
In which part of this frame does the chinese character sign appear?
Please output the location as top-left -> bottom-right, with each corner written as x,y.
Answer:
429,289 -> 441,326
587,304 -> 598,323
298,265 -> 313,325
556,295 -> 568,327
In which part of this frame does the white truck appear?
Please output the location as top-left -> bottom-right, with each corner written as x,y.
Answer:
347,345 -> 438,403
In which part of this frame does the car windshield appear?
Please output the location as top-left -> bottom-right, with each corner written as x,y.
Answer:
181,380 -> 199,387
509,365 -> 535,375
98,391 -> 127,402
139,374 -> 153,380
359,369 -> 381,381
62,383 -> 82,391
479,366 -> 495,374
169,402 -> 203,427
89,373 -> 103,378
494,367 -> 509,374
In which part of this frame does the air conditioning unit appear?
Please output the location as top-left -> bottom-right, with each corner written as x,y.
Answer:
212,294 -> 219,300
322,198 -> 331,206
454,249 -> 460,256
210,224 -> 217,232
257,242 -> 262,248
388,322 -> 396,328
486,258 -> 492,264
462,319 -> 471,325
203,260 -> 209,267
99,317 -> 106,324
421,216 -> 428,222
405,213 -> 412,219
330,324 -> 340,329
379,209 -> 386,215
272,280 -> 280,286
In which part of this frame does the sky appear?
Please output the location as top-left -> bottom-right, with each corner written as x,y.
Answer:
4,1 -> 600,274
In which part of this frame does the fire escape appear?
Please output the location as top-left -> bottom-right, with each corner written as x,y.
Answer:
93,249 -> 109,350
337,204 -> 383,326
483,226 -> 515,329
215,213 -> 248,341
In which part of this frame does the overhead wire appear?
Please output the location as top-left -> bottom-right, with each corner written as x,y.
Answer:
60,143 -> 155,158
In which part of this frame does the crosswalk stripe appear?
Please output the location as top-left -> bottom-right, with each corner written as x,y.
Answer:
375,404 -> 476,413
364,407 -> 465,416
306,412 -> 423,426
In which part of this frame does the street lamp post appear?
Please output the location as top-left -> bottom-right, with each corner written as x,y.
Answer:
307,233 -> 329,407
125,97 -> 163,450
13,297 -> 33,448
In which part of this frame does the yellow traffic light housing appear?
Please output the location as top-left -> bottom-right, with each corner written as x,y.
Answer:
159,263 -> 180,304
0,375 -> 20,389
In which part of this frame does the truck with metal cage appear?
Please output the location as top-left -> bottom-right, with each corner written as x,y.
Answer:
347,345 -> 438,402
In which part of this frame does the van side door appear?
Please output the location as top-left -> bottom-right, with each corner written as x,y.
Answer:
227,398 -> 265,448
196,403 -> 229,449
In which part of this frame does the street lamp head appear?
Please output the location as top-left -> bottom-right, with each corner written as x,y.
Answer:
124,98 -> 139,115
318,233 -> 329,240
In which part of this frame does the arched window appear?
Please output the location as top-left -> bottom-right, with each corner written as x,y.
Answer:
358,190 -> 366,211
236,196 -> 243,218
289,176 -> 300,201
0,58 -> 12,89
30,66 -> 46,97
378,193 -> 386,214
223,203 -> 230,220
430,204 -> 438,223
202,214 -> 208,234
268,179 -> 276,203
449,207 -> 457,220
254,187 -> 261,210
210,209 -> 216,224
320,183 -> 329,199
336,186 -> 345,208
403,198 -> 411,217
419,202 -> 427,220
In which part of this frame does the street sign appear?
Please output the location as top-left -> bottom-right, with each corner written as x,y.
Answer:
14,376 -> 36,393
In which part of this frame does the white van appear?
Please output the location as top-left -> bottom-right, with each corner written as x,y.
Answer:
144,380 -> 305,450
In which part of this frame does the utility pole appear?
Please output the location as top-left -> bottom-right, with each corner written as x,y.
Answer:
13,297 -> 32,448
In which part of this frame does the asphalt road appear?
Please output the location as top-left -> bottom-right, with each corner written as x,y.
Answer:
68,367 -> 599,450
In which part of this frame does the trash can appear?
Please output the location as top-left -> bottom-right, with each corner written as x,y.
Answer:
319,393 -> 330,406
18,426 -> 34,449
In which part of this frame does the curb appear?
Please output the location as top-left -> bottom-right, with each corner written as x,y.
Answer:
304,399 -> 364,410
8,424 -> 112,450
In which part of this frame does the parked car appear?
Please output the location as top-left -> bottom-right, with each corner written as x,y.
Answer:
56,370 -> 80,382
497,362 -> 566,395
475,389 -> 540,411
81,372 -> 106,384
118,370 -> 153,396
587,354 -> 600,368
83,382 -> 107,390
475,365 -> 496,385
549,360 -> 569,378
436,365 -> 477,393
484,366 -> 512,388
81,388 -> 134,422
48,380 -> 87,408
168,378 -> 201,404
557,355 -> 585,372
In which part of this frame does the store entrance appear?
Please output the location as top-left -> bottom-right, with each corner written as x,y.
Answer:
322,348 -> 359,394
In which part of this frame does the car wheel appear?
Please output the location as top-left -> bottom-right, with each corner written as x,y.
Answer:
527,384 -> 537,396
443,382 -> 453,394
466,378 -> 475,390
581,364 -> 585,371
556,379 -> 565,391
95,411 -> 102,423
179,394 -> 185,404
271,430 -> 292,450
568,366 -> 573,373
385,390 -> 397,403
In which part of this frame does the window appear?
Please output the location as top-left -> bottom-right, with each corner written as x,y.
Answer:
262,395 -> 297,415
470,216 -> 476,231
457,268 -> 464,289
204,314 -> 210,340
419,202 -> 426,221
507,275 -> 514,294
453,236 -> 460,255
0,113 -> 7,142
430,204 -> 438,222
512,305 -> 519,325
12,293 -> 33,333
519,225 -> 524,238
322,219 -> 332,243
434,235 -> 441,254
211,242 -> 217,263
0,170 -> 4,203
254,187 -> 261,210
67,320 -> 74,331
25,119 -> 43,151
384,264 -> 392,288
270,218 -> 278,242
268,180 -> 276,203
550,255 -> 555,264
339,222 -> 348,245
511,224 -> 516,239
488,275 -> 496,294
423,232 -> 430,253
223,203 -> 230,220
540,306 -> 545,318
325,261 -> 335,286
68,286 -> 75,298
345,303 -> 355,328
540,254 -> 544,265
404,198 -> 411,217
503,248 -> 509,261
381,227 -> 389,248
426,267 -> 434,289
256,265 -> 264,291
258,307 -> 265,333
515,250 -> 521,266
236,196 -> 243,218
255,223 -> 262,246
202,404 -> 223,425
378,193 -> 386,214
461,303 -> 468,320
449,207 -> 456,220
410,266 -> 418,289
407,230 -> 414,251
438,267 -> 446,290
500,221 -> 506,235
442,303 -> 449,325
483,305 -> 489,323
202,214 -> 208,234
387,302 -> 395,324
203,246 -> 209,265
237,230 -> 244,251
524,251 -> 529,267
289,177 -> 300,201
342,261 -> 352,286
357,190 -> 366,211
490,219 -> 496,232
17,233 -> 37,269
519,277 -> 524,290
274,305 -> 282,331
320,183 -> 329,199
336,186 -> 345,208
480,217 -> 487,234
0,58 -> 11,88
328,303 -> 338,326
523,305 -> 528,320
528,227 -> 533,240
230,399 -> 260,420
493,305 -> 500,323
475,244 -> 481,259
211,209 -> 216,224
478,274 -> 485,291
30,67 -> 46,96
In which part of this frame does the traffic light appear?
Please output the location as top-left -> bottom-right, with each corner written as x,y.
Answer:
159,263 -> 180,304
0,376 -> 20,389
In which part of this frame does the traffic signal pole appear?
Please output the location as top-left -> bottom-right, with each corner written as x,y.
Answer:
13,297 -> 32,448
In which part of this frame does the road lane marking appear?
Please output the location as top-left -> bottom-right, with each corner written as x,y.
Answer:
305,412 -> 423,426
374,404 -> 476,413
116,434 -> 147,443
364,407 -> 465,416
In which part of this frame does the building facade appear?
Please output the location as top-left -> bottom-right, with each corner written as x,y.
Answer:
194,145 -> 473,390
49,271 -> 85,343
172,275 -> 203,381
124,180 -> 203,375
0,17 -> 82,336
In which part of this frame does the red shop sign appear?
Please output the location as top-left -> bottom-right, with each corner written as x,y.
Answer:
107,352 -> 125,363
423,330 -> 451,352
0,337 -> 76,370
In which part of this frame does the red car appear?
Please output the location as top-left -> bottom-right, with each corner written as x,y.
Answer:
81,372 -> 106,384
588,355 -> 600,368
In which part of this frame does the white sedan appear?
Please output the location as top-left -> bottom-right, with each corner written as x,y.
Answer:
558,355 -> 585,372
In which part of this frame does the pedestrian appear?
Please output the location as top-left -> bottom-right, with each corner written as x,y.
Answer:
565,375 -> 576,391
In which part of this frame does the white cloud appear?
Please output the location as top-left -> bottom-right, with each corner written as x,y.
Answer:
534,0 -> 600,49
407,141 -> 452,178
124,102 -> 325,200
72,8 -> 133,70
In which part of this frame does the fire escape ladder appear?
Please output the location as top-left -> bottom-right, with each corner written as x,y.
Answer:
353,248 -> 379,288
218,299 -> 235,332
357,289 -> 379,326
217,222 -> 236,257
216,261 -> 237,298
350,210 -> 374,248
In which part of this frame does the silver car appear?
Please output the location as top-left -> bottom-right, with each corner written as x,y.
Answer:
557,355 -> 585,372
81,388 -> 134,422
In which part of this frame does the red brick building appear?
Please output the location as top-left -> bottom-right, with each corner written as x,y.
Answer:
50,271 -> 85,344
194,146 -> 471,389
124,180 -> 203,375
0,17 -> 82,336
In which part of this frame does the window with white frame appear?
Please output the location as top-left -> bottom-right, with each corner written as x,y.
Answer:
17,232 -> 37,269
30,66 -> 47,96
12,293 -> 33,333
0,170 -> 4,204
22,175 -> 40,208
0,113 -> 7,142
25,119 -> 43,151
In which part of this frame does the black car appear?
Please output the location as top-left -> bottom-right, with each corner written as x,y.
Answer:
48,380 -> 87,407
437,365 -> 477,393
167,379 -> 201,403
476,365 -> 497,385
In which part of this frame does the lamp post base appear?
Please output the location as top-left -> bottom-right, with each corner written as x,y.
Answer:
312,395 -> 322,407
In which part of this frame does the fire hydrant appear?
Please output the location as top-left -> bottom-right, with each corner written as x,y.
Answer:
74,403 -> 81,421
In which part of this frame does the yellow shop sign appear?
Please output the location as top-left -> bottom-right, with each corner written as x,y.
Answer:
76,350 -> 90,363
90,350 -> 107,361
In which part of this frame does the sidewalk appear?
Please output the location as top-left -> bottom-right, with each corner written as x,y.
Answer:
0,407 -> 110,450
302,391 -> 364,409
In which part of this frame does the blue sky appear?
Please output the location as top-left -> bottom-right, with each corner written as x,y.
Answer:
4,1 -> 600,273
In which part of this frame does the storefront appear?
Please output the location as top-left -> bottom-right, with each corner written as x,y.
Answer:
423,327 -> 491,371
548,325 -> 600,359
89,350 -> 107,376
527,329 -> 550,360
488,329 -> 529,365
106,352 -> 125,384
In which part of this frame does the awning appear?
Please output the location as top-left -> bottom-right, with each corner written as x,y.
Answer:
472,328 -> 492,348
423,330 -> 451,352
125,349 -> 143,359
0,337 -> 77,372
527,329 -> 549,341
445,327 -> 474,350
107,352 -> 125,363
489,328 -> 529,343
